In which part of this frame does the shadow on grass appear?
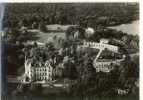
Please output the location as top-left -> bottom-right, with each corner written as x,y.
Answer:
24,32 -> 40,41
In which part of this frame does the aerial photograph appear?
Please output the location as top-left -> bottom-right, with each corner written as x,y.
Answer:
1,3 -> 139,100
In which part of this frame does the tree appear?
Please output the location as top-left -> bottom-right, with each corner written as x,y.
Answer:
63,60 -> 78,80
65,26 -> 76,39
38,20 -> 47,32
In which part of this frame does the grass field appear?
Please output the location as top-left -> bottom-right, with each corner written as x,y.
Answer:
36,31 -> 65,43
28,24 -> 69,43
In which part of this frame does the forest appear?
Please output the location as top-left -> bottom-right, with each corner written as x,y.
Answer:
3,3 -> 139,28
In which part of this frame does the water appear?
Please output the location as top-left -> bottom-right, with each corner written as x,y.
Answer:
108,20 -> 139,36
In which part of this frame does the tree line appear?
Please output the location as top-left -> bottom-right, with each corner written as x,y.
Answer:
3,3 -> 139,29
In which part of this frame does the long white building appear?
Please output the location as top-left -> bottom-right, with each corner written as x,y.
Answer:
82,40 -> 118,53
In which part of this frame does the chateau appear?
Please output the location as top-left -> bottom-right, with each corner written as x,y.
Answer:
23,58 -> 53,83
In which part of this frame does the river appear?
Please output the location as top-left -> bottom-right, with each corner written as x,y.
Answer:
108,20 -> 139,36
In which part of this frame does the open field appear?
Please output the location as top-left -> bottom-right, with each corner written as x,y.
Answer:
27,30 -> 65,44
28,25 -> 68,43
36,31 -> 65,43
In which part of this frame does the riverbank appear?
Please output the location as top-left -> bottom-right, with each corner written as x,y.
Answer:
108,20 -> 139,36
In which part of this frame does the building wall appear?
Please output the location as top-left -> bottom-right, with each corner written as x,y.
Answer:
24,59 -> 53,82
30,67 -> 53,81
93,58 -> 124,73
94,61 -> 114,72
100,39 -> 109,44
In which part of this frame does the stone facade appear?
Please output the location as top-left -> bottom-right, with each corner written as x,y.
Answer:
24,59 -> 53,83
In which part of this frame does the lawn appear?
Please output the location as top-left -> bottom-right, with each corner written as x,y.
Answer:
27,29 -> 66,44
36,31 -> 65,43
27,24 -> 78,43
